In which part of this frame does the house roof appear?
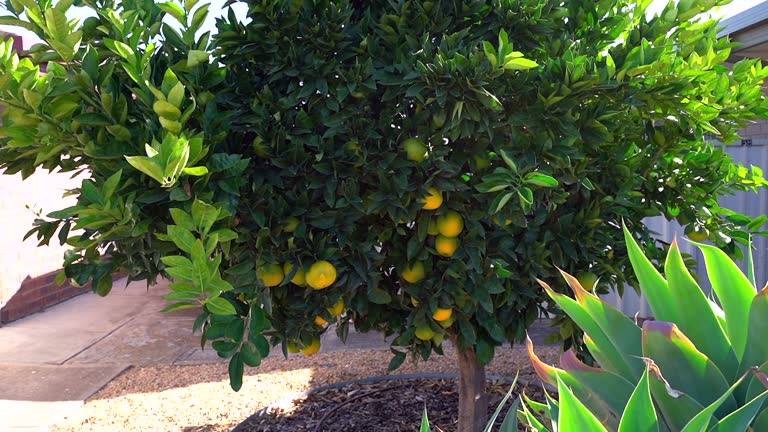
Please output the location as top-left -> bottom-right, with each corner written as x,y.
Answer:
719,2 -> 768,60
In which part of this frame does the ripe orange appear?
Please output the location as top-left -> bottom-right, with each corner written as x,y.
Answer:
300,337 -> 321,355
327,298 -> 345,316
257,263 -> 284,287
306,260 -> 337,289
421,187 -> 443,210
436,210 -> 464,237
314,315 -> 328,326
432,307 -> 453,322
435,235 -> 460,257
414,325 -> 435,341
402,261 -> 426,283
283,262 -> 307,286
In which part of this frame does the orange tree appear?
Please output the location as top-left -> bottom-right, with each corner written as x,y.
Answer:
1,0 -> 768,430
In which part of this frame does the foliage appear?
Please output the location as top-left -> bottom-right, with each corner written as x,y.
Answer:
0,0 -> 767,404
525,225 -> 768,430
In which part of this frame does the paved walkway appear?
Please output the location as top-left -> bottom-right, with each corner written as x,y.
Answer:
0,277 -> 557,431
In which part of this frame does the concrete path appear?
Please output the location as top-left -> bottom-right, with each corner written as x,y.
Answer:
0,276 -> 558,431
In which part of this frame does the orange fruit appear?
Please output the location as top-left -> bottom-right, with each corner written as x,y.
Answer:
403,138 -> 428,162
438,314 -> 455,328
576,272 -> 598,291
306,260 -> 337,289
283,217 -> 300,232
427,218 -> 440,236
414,325 -> 435,341
688,227 -> 708,242
436,210 -> 464,237
432,307 -> 453,322
327,298 -> 345,316
402,261 -> 426,283
257,263 -> 284,287
282,262 -> 307,286
314,315 -> 328,326
421,187 -> 443,210
300,337 -> 321,355
435,235 -> 460,257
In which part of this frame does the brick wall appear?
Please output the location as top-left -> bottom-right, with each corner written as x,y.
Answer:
0,270 -> 91,323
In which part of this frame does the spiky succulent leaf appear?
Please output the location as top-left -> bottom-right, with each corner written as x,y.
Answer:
664,240 -> 737,381
642,321 -> 735,417
696,242 -> 756,361
555,373 -> 609,432
617,368 -> 658,432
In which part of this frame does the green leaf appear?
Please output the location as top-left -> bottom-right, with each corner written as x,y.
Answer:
166,225 -> 196,253
618,368 -> 657,432
643,321 -> 735,415
484,373 -> 519,432
525,172 -> 558,187
191,200 -> 220,236
664,241 -> 737,380
388,349 -> 406,371
696,242 -> 756,360
206,297 -> 236,315
183,166 -> 208,176
419,406 -> 431,432
503,57 -> 538,70
741,286 -> 768,372
555,373 -> 608,432
228,353 -> 244,391
170,208 -> 196,231
125,156 -> 164,184
153,100 -> 182,120
368,287 -> 391,304
158,2 -> 186,24
623,224 -> 679,323
187,50 -> 209,67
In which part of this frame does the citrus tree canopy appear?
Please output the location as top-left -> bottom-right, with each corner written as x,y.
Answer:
1,0 -> 767,430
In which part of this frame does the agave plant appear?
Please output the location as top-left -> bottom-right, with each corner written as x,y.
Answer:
523,225 -> 768,431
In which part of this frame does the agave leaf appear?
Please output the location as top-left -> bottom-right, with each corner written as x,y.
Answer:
665,240 -> 738,381
618,368 -> 658,432
519,396 -> 551,431
744,361 -> 768,410
740,285 -> 768,374
682,367 -> 768,432
709,389 -> 768,432
751,408 -> 768,431
420,405 -> 430,431
538,279 -> 635,378
545,387 -> 560,431
559,269 -> 644,377
622,224 -> 679,324
527,336 -> 618,428
642,321 -> 736,417
695,242 -> 756,361
560,349 -> 635,422
645,357 -> 708,431
483,373 -> 519,432
498,396 -> 520,431
555,373 -> 609,432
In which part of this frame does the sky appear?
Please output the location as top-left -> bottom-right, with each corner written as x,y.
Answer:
0,0 -> 765,48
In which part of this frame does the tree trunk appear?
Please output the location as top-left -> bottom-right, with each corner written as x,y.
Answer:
456,347 -> 488,432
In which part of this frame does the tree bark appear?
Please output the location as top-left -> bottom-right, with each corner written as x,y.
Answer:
456,347 -> 488,432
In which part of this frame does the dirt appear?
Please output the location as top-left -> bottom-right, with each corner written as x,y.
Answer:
51,345 -> 559,432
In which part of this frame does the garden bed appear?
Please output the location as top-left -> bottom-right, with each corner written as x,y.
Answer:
52,345 -> 559,432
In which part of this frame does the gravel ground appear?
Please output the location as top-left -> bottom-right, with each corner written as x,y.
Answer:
52,345 -> 559,432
